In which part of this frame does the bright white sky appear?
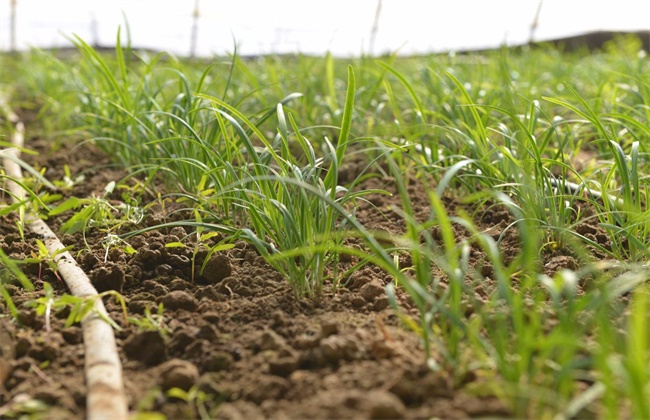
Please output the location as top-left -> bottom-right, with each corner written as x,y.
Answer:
0,0 -> 648,56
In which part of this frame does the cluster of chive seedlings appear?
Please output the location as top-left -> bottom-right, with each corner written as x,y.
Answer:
2,31 -> 649,417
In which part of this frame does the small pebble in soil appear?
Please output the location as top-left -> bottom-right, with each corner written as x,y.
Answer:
168,277 -> 191,291
14,336 -> 32,358
217,401 -> 264,419
202,351 -> 233,372
544,255 -> 578,275
270,310 -> 287,328
123,330 -> 167,366
129,236 -> 146,249
258,329 -> 288,352
128,264 -> 143,279
365,390 -> 406,419
202,311 -> 221,324
197,254 -> 232,285
268,356 -> 299,377
17,309 -> 44,330
154,263 -> 173,276
320,334 -> 364,363
246,375 -> 289,404
373,296 -> 390,311
28,332 -> 63,362
90,263 -> 125,293
388,369 -> 453,402
141,280 -> 169,297
196,324 -> 220,341
161,290 -> 198,312
61,327 -> 82,345
167,254 -> 190,268
80,251 -> 100,270
158,358 -> 199,391
369,339 -> 400,359
185,339 -> 206,359
197,372 -> 232,398
320,320 -> 339,338
169,226 -> 188,239
168,327 -> 197,354
359,279 -> 385,302
349,295 -> 367,308
139,248 -> 163,264
127,300 -> 150,315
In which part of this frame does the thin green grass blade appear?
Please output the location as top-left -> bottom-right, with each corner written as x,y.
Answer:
323,65 -> 355,190
445,71 -> 487,150
378,61 -> 426,124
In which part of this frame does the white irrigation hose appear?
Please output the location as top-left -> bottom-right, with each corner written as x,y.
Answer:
0,95 -> 128,420
395,138 -> 625,208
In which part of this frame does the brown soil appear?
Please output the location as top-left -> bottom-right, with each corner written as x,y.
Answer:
0,123 -> 603,418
